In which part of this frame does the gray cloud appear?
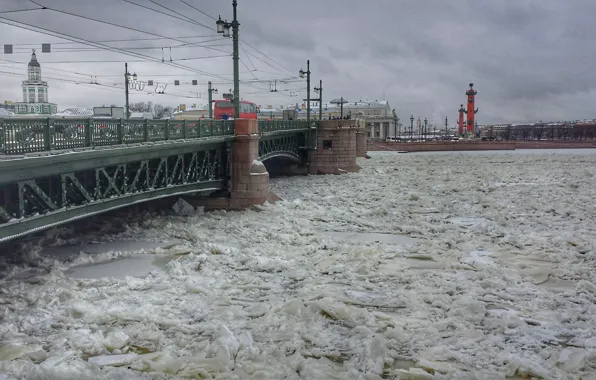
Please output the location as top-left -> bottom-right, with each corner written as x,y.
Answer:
0,0 -> 596,124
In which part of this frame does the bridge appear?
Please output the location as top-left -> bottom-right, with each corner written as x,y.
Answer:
0,117 -> 367,243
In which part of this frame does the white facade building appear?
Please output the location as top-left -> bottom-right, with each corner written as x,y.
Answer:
14,50 -> 58,115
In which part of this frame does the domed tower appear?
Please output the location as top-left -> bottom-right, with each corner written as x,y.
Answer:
15,49 -> 57,114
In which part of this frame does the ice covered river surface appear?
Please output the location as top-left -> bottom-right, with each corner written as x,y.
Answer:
1,149 -> 596,379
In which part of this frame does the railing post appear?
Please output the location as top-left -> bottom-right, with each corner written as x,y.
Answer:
117,118 -> 124,144
165,119 -> 170,140
198,120 -> 202,138
182,120 -> 187,139
44,118 -> 51,151
85,118 -> 92,147
143,119 -> 149,142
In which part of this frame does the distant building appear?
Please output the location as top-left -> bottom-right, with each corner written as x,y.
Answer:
13,50 -> 58,115
0,101 -> 15,113
281,99 -> 394,140
93,106 -> 124,119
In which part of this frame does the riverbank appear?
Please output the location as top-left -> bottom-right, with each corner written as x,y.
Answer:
368,140 -> 596,152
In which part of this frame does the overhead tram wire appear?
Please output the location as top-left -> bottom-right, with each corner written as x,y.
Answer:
178,0 -> 217,21
9,37 -> 228,52
14,35 -> 223,46
145,0 -> 211,29
0,7 -> 43,15
240,40 -> 296,76
4,54 -> 230,64
8,4 -> 297,100
27,1 -> 216,44
122,0 -> 211,29
0,18 -> 289,95
0,18 -> 234,81
0,68 -> 202,98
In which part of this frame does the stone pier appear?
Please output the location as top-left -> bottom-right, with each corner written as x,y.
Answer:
190,119 -> 271,211
308,119 -> 362,174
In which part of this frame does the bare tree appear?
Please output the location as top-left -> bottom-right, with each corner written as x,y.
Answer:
129,101 -> 153,113
153,104 -> 173,119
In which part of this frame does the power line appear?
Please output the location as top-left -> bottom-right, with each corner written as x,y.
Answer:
0,7 -> 43,15
240,40 -> 296,75
0,17 -> 232,81
146,0 -> 211,30
5,54 -> 230,64
9,37 -> 226,52
178,0 -> 217,21
27,0 -> 214,43
0,18 -> 292,100
13,35 -> 222,46
122,0 -> 211,29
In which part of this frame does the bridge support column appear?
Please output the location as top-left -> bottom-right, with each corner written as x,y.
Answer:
355,122 -> 369,158
229,119 -> 270,209
309,120 -> 361,175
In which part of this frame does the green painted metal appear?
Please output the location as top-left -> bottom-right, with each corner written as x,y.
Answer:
259,134 -> 304,163
258,120 -> 310,134
0,118 -> 235,155
0,116 -> 318,242
0,145 -> 227,242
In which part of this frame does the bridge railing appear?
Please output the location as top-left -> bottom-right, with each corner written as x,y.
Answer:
258,119 -> 311,134
0,118 -> 235,155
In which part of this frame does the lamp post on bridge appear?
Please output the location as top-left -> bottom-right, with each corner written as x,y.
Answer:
124,63 -> 140,119
207,81 -> 218,119
216,0 -> 240,119
410,115 -> 414,141
314,80 -> 323,120
299,60 -> 311,125
424,117 -> 428,141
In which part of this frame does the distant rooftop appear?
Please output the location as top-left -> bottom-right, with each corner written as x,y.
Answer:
55,108 -> 93,117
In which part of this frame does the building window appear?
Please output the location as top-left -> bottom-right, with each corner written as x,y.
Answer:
22,89 -> 27,102
38,88 -> 45,103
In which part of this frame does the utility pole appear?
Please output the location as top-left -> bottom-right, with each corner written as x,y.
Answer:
216,1 -> 240,119
124,63 -> 130,119
299,60 -> 312,124
314,80 -> 323,120
208,81 -> 218,119
232,1 -> 240,119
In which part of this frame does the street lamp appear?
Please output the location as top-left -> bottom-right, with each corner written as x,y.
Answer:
124,63 -> 131,119
410,115 -> 414,141
314,80 -> 323,120
299,60 -> 311,126
424,117 -> 428,140
208,81 -> 218,119
216,0 -> 240,119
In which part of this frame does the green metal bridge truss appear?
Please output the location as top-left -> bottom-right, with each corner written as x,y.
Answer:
0,118 -> 313,242
257,120 -> 312,164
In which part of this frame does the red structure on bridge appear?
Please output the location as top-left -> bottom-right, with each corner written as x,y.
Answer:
465,83 -> 479,135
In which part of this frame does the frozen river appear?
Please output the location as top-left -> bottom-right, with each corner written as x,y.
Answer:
1,149 -> 596,379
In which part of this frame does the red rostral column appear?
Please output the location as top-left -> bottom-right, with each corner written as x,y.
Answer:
465,83 -> 479,135
458,104 -> 466,136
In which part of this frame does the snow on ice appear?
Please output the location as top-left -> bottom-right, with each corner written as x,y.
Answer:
1,149 -> 596,379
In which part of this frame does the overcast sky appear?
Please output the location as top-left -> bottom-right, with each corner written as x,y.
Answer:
0,0 -> 595,124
